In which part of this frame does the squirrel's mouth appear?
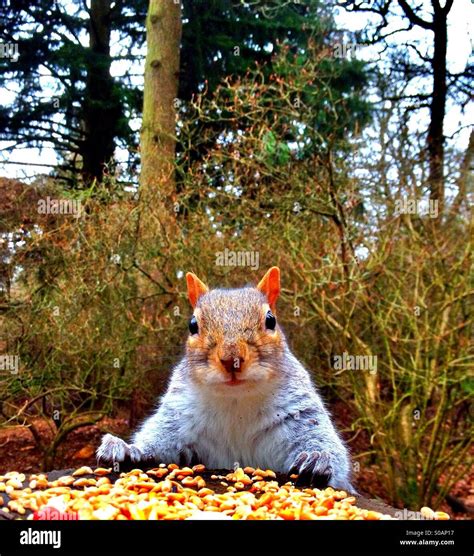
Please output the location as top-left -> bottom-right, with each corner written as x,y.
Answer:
224,373 -> 247,386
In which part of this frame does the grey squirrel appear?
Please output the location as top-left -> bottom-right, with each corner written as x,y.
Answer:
97,267 -> 353,491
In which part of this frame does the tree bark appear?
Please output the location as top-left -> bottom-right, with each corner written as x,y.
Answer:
376,1 -> 456,217
427,1 -> 448,214
82,0 -> 121,185
451,129 -> 474,215
140,0 -> 182,198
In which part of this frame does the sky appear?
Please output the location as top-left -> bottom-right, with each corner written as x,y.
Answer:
334,0 -> 473,148
0,0 -> 472,181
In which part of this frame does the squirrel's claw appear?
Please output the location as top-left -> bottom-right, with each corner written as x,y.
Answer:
290,450 -> 333,488
96,433 -> 143,463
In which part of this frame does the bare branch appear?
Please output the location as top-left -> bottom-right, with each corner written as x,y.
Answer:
398,0 -> 433,30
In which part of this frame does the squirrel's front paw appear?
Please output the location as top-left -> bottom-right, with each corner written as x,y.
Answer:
96,433 -> 143,463
289,450 -> 333,488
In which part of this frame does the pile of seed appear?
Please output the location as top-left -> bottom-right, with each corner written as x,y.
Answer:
0,466 -> 450,520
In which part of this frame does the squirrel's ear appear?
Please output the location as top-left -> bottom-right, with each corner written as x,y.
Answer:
257,266 -> 280,311
186,272 -> 209,308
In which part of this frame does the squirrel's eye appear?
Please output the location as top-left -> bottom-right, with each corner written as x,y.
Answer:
189,315 -> 199,335
265,310 -> 276,330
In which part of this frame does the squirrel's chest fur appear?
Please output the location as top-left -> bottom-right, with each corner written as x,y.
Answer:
178,388 -> 290,470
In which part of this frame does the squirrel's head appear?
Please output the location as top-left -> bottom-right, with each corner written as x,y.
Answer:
185,267 -> 285,396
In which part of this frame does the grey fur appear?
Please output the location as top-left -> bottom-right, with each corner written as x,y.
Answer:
97,285 -> 353,491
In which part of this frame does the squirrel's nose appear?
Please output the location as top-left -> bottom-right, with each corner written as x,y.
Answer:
220,356 -> 244,373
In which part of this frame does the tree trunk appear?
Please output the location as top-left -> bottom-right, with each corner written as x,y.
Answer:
82,0 -> 121,185
140,0 -> 182,198
451,129 -> 474,215
427,4 -> 448,214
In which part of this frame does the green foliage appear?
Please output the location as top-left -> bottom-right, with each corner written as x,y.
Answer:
0,0 -> 147,180
0,0 -> 369,184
